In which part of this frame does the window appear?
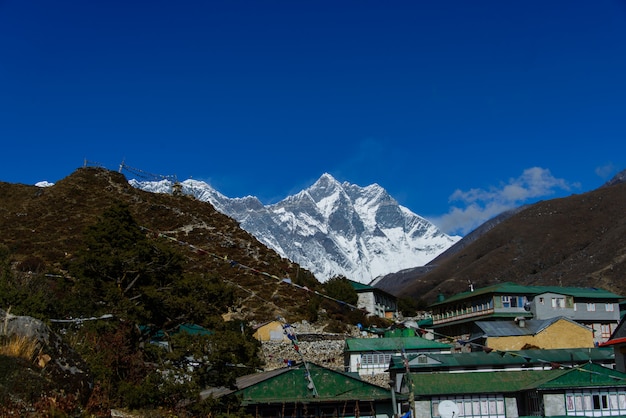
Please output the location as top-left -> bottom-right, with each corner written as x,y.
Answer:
538,297 -> 545,304
566,390 -> 626,415
360,353 -> 391,368
433,395 -> 505,418
606,303 -> 615,312
587,303 -> 596,312
601,324 -> 611,339
552,297 -> 565,308
593,394 -> 609,409
501,296 -> 522,308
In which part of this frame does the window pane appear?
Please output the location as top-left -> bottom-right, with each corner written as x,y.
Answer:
497,399 -> 505,414
576,395 -> 583,410
432,401 -> 439,417
472,401 -> 480,415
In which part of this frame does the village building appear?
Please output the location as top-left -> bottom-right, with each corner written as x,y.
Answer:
201,361 -> 404,418
429,282 -> 623,346
387,347 -> 615,393
600,314 -> 626,373
344,335 -> 452,376
348,279 -> 398,319
253,320 -> 289,342
401,362 -> 626,418
468,316 -> 595,350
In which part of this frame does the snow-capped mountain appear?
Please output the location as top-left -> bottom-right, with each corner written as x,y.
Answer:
130,174 -> 460,283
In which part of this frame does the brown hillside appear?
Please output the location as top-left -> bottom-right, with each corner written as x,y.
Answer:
0,167 -> 319,322
401,181 -> 626,304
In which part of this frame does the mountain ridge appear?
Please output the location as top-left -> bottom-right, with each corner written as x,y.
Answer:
375,169 -> 626,304
130,173 -> 460,283
0,167 -> 321,323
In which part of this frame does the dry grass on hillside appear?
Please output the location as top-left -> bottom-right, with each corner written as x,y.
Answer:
0,310 -> 41,364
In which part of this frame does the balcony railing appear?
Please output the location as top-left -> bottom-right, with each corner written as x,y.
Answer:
433,307 -> 494,325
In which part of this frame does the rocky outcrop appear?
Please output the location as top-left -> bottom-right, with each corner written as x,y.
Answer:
0,309 -> 93,405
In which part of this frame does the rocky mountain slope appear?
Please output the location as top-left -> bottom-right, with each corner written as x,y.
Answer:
131,173 -> 459,283
0,167 -> 320,323
375,170 -> 626,305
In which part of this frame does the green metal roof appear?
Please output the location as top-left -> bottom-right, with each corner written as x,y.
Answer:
431,282 -> 533,306
389,347 -> 614,371
410,369 -> 565,396
228,362 -> 403,404
537,363 -> 626,389
344,336 -> 452,352
535,286 -> 623,300
348,279 -> 375,291
409,363 -> 626,397
178,323 -> 213,336
430,282 -> 623,307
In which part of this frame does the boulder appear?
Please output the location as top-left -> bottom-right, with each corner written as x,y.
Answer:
0,308 -> 93,405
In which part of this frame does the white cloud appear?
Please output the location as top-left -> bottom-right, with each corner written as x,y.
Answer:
35,181 -> 54,187
434,167 -> 577,236
595,162 -> 616,179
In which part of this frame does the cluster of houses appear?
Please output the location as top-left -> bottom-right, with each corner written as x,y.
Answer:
204,281 -> 626,418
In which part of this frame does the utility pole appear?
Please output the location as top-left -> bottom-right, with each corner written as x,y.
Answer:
389,379 -> 398,418
402,349 -> 416,418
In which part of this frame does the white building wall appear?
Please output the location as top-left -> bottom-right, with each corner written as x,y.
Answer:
544,393 -> 566,417
414,400 -> 431,418
357,293 -> 377,315
505,397 -> 519,418
413,397 -> 519,418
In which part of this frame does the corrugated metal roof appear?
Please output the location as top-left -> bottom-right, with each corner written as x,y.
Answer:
344,336 -> 452,352
600,337 -> 626,347
430,282 -> 533,306
534,286 -> 623,300
538,363 -> 626,389
200,367 -> 291,400
410,369 -> 567,396
224,362 -> 403,404
348,278 -> 396,298
389,347 -> 614,370
348,279 -> 375,291
471,317 -> 590,338
409,363 -> 626,397
430,282 -> 623,307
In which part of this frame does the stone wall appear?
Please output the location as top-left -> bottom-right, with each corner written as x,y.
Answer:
258,321 -> 390,388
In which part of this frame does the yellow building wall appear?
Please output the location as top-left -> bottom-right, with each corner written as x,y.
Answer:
486,319 -> 594,351
253,321 -> 287,342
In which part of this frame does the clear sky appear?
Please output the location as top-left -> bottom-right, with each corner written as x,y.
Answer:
1,1 -> 625,236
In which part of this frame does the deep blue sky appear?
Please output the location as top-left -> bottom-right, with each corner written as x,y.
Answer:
1,1 -> 625,236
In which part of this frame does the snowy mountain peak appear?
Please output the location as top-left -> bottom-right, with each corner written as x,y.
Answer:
130,174 -> 460,283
